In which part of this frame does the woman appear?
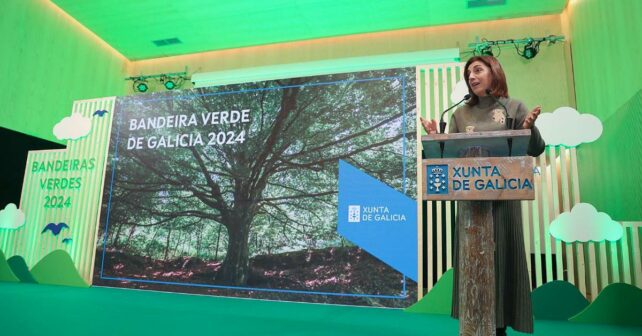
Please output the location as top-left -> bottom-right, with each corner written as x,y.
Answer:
421,56 -> 545,335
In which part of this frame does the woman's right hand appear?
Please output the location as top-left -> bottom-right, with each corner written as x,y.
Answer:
419,117 -> 438,134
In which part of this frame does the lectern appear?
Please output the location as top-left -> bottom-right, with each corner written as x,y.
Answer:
422,130 -> 535,336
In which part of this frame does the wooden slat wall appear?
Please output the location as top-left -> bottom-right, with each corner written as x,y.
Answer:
417,63 -> 463,297
417,63 -> 642,300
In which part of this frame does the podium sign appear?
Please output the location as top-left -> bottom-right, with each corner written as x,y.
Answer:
423,156 -> 534,200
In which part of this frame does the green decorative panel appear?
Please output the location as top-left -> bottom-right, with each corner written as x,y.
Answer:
532,280 -> 589,320
0,97 -> 115,285
406,268 -> 453,315
570,283 -> 642,326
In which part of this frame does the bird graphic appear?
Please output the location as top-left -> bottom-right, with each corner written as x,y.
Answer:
41,222 -> 69,236
62,238 -> 73,244
93,110 -> 109,117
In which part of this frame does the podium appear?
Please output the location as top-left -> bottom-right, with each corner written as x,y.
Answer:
421,130 -> 534,336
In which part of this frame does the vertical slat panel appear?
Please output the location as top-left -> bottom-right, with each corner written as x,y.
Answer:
445,201 -> 452,270
532,156 -> 543,288
559,148 -> 575,286
548,148 -> 564,280
422,66 -> 434,291
540,150 -> 553,283
570,148 -> 586,296
427,200 -> 434,291
598,241 -> 609,291
445,66 -> 457,270
587,242 -> 598,299
433,68 -> 443,278
435,193 -> 443,277
620,227 -> 632,284
75,100 -> 91,279
630,224 -> 642,288
609,241 -> 621,283
416,69 -> 425,299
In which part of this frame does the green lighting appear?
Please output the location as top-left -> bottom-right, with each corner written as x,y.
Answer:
522,42 -> 540,60
523,48 -> 536,59
135,82 -> 148,92
164,80 -> 176,90
480,45 -> 494,56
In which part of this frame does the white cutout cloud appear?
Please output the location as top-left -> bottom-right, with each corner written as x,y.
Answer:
450,79 -> 469,104
0,203 -> 25,230
550,203 -> 623,243
535,107 -> 602,147
53,113 -> 91,140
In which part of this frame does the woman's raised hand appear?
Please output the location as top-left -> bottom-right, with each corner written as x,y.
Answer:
522,105 -> 541,129
419,117 -> 438,134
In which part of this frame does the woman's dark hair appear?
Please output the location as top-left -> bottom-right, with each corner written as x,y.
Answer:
464,56 -> 509,106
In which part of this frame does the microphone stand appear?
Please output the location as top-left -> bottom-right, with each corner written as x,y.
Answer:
438,94 -> 471,158
440,94 -> 471,133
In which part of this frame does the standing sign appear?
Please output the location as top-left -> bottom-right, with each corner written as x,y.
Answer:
0,98 -> 115,286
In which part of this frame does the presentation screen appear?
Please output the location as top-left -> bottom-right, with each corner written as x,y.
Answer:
94,68 -> 418,307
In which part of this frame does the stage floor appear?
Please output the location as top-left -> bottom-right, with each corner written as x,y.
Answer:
1,282 -> 640,336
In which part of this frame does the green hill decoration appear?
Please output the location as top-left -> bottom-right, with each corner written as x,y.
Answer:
531,280 -> 589,320
7,255 -> 38,283
0,250 -> 19,282
405,268 -> 453,315
570,283 -> 642,326
30,250 -> 88,287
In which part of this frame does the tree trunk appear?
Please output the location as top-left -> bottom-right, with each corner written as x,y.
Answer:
164,228 -> 172,261
214,224 -> 222,261
196,226 -> 202,258
112,222 -> 124,248
145,230 -> 160,257
123,224 -> 137,251
172,232 -> 181,259
217,218 -> 251,285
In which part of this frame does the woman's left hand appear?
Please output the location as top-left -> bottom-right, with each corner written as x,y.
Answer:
522,105 -> 541,129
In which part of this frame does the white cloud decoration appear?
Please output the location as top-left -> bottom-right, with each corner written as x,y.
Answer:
450,79 -> 469,104
53,113 -> 91,140
535,107 -> 602,147
0,203 -> 25,230
549,203 -> 623,243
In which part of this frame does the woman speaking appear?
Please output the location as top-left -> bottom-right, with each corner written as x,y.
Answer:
421,56 -> 545,335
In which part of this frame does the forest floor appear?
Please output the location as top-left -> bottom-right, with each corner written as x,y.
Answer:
93,246 -> 416,307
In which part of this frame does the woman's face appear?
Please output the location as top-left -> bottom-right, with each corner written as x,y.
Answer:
467,61 -> 493,97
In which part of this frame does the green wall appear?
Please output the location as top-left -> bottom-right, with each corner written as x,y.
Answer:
569,0 -> 642,220
0,0 -> 127,143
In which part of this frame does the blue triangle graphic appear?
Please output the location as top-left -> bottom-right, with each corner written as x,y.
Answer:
337,160 -> 417,282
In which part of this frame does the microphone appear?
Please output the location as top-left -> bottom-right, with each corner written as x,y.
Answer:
485,89 -> 513,129
439,94 -> 471,133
